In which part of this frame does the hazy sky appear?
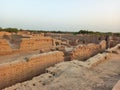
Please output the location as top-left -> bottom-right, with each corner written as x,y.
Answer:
0,0 -> 120,32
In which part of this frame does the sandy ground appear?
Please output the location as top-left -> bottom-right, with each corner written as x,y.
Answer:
4,53 -> 120,90
43,53 -> 120,90
92,54 -> 120,90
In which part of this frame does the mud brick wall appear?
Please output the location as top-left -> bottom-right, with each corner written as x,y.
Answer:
71,40 -> 106,61
0,31 -> 11,37
19,37 -> 53,51
0,51 -> 64,89
0,37 -> 54,55
0,39 -> 12,55
110,37 -> 120,48
99,40 -> 106,51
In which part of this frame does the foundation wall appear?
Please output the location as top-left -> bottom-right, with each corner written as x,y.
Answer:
71,40 -> 106,61
0,39 -> 12,55
19,37 -> 53,51
0,37 -> 54,55
0,51 -> 64,89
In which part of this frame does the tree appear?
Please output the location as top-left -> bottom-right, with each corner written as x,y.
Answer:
3,28 -> 18,33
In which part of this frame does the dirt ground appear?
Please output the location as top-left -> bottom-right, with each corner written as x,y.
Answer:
92,54 -> 120,90
4,53 -> 120,90
43,53 -> 120,90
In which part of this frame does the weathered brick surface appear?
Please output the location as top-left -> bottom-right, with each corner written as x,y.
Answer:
0,51 -> 64,89
72,52 -> 110,68
0,36 -> 54,55
19,37 -> 53,51
0,39 -> 12,55
0,31 -> 11,37
71,40 -> 106,61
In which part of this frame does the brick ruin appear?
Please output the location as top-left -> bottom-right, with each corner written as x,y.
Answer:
0,31 -> 11,37
0,39 -> 12,55
0,33 -> 59,55
0,31 -> 119,56
0,51 -> 64,89
0,31 -> 120,89
46,33 -> 120,47
19,37 -> 53,51
3,44 -> 120,90
70,40 -> 106,60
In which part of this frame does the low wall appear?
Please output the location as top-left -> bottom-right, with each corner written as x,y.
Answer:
72,52 -> 110,68
0,31 -> 11,37
71,40 -> 106,61
107,44 -> 120,54
0,39 -> 12,55
19,37 -> 53,51
0,36 -> 54,55
0,51 -> 64,89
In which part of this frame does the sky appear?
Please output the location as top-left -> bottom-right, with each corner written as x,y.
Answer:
0,0 -> 120,32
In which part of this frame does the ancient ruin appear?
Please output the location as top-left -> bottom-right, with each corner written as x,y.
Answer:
0,30 -> 120,90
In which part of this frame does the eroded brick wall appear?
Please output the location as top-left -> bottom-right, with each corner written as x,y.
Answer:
19,37 -> 53,51
0,39 -> 12,55
0,51 -> 64,89
0,36 -> 54,55
0,31 -> 11,37
71,40 -> 106,61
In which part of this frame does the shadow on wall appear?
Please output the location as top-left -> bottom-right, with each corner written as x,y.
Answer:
0,36 -> 54,55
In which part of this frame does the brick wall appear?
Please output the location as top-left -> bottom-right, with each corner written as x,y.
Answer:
0,51 -> 64,89
0,36 -> 54,55
0,39 -> 12,55
19,37 -> 53,51
71,40 -> 106,61
0,31 -> 11,37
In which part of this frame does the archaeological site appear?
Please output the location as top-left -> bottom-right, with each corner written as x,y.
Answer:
0,30 -> 120,90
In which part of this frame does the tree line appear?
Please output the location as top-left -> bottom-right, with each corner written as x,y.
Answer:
0,27 -> 18,33
0,27 -> 120,36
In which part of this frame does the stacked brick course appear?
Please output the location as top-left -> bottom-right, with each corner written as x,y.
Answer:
0,51 -> 64,89
0,39 -> 12,55
19,37 -> 53,51
71,40 -> 106,60
0,36 -> 54,55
